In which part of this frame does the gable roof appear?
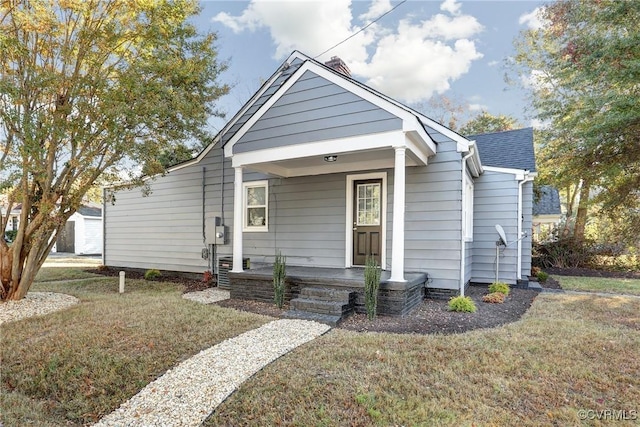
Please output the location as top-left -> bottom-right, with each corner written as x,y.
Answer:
171,51 -> 478,173
468,128 -> 536,172
533,185 -> 561,216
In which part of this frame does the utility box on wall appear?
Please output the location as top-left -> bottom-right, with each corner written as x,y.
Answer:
205,217 -> 227,245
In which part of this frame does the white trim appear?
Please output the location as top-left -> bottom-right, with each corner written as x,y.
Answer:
242,180 -> 269,232
517,174 -> 535,280
462,169 -> 474,242
345,172 -> 387,270
483,165 -> 538,177
232,131 -> 403,168
389,146 -> 406,282
231,167 -> 244,273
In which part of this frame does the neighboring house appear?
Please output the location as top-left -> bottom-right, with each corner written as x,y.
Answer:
532,185 -> 562,241
103,51 -> 536,308
53,206 -> 103,255
1,205 -> 20,237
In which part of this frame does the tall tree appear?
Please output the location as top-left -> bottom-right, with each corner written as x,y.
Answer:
514,0 -> 640,241
459,111 -> 519,135
0,0 -> 229,300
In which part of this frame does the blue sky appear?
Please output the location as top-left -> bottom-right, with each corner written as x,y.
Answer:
193,0 -> 546,133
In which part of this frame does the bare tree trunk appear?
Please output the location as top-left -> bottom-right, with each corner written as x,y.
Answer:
573,180 -> 591,241
0,243 -> 13,299
562,182 -> 580,238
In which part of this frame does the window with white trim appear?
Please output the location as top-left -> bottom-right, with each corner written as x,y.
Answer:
243,181 -> 268,232
463,172 -> 474,241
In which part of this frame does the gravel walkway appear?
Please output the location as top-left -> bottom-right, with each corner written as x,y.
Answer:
94,319 -> 331,427
181,288 -> 230,304
0,292 -> 79,324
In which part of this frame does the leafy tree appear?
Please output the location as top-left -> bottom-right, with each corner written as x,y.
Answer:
0,0 -> 229,300
459,111 -> 520,135
513,0 -> 640,241
142,142 -> 195,175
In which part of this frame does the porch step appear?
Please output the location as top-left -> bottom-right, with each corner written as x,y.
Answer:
283,287 -> 356,326
527,281 -> 543,292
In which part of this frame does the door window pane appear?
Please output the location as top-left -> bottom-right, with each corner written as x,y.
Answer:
356,183 -> 381,226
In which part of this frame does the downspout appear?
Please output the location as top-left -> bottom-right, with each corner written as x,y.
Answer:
460,146 -> 475,297
517,171 -> 534,280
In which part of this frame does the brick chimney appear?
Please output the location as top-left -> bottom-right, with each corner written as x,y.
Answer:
324,56 -> 351,77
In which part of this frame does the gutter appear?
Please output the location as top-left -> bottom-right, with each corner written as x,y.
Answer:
517,171 -> 535,280
459,144 -> 476,297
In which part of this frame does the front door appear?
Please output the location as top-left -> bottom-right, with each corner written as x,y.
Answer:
353,179 -> 382,266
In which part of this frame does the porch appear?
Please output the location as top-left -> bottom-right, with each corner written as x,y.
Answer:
229,266 -> 429,317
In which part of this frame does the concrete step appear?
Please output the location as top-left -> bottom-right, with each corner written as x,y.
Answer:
290,298 -> 352,316
281,310 -> 342,327
299,287 -> 354,303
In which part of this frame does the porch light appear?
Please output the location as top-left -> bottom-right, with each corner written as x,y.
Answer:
324,155 -> 338,162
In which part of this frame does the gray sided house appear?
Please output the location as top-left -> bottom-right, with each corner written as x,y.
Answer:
104,51 -> 536,315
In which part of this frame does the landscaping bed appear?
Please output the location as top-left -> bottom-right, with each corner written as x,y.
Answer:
87,267 -> 211,293
546,266 -> 640,279
218,285 -> 539,335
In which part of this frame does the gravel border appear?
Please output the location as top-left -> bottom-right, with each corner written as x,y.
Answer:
94,319 -> 331,427
0,292 -> 80,324
182,288 -> 230,304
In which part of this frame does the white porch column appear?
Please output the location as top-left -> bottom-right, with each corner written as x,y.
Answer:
390,146 -> 406,282
231,166 -> 244,272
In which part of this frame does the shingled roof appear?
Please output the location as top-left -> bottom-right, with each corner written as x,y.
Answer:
533,185 -> 562,216
468,127 -> 536,172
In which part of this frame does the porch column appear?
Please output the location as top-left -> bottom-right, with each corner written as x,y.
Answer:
232,166 -> 244,272
390,146 -> 406,282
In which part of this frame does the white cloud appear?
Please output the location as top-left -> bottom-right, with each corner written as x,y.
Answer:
519,7 -> 549,30
488,60 -> 499,67
468,103 -> 487,112
359,0 -> 392,23
213,0 -> 484,103
522,69 -> 554,91
440,0 -> 462,16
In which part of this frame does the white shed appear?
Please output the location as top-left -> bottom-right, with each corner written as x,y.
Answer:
54,206 -> 103,255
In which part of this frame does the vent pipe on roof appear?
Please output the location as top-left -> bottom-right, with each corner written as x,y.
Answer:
324,56 -> 351,77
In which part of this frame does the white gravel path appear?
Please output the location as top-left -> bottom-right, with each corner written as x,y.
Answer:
94,319 -> 330,427
0,292 -> 79,324
181,288 -> 230,304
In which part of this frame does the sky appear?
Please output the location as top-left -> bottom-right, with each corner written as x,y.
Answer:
192,0 -> 547,133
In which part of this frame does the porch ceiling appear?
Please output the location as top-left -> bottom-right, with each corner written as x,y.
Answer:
244,146 -> 423,177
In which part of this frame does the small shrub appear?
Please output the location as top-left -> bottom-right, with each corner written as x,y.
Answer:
482,292 -> 505,304
364,256 -> 381,320
489,282 -> 510,296
273,251 -> 286,309
202,270 -> 215,286
448,296 -> 477,313
536,270 -> 549,283
531,266 -> 541,277
144,269 -> 161,280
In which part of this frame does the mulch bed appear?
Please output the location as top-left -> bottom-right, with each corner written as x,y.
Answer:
86,267 -> 212,293
83,265 -> 636,335
217,285 -> 539,335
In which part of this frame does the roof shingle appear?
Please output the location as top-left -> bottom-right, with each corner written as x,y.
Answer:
469,127 -> 536,172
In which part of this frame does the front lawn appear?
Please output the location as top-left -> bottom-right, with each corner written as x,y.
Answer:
207,293 -> 640,426
555,275 -> 640,296
35,266 -> 104,282
0,277 -> 272,426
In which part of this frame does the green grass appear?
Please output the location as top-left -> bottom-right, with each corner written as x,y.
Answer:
206,293 -> 640,426
1,276 -> 272,426
35,267 -> 103,282
555,275 -> 640,296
